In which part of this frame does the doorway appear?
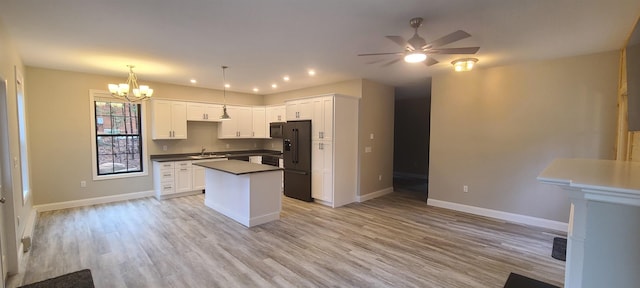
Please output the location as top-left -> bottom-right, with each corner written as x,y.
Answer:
393,79 -> 431,201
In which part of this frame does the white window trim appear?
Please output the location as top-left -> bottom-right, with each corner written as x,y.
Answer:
89,89 -> 148,180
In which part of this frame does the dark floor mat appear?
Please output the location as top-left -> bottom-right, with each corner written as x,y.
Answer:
552,237 -> 567,261
503,273 -> 560,288
19,269 -> 94,288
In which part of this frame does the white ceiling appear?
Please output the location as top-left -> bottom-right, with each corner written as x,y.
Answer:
1,0 -> 639,94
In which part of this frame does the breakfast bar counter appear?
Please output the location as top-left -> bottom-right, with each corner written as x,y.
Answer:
194,160 -> 283,227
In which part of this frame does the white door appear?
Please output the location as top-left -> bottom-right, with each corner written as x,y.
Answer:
0,80 -> 10,288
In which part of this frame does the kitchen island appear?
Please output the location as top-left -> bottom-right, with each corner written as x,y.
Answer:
194,160 -> 283,227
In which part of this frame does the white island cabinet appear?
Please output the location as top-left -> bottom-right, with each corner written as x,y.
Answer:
538,159 -> 640,288
195,160 -> 282,227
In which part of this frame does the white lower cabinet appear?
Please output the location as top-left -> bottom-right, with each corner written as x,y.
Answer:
153,160 -> 199,199
312,141 -> 333,202
174,161 -> 192,193
249,156 -> 262,164
192,165 -> 206,190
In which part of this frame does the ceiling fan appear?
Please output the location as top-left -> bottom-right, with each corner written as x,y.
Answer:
358,17 -> 480,67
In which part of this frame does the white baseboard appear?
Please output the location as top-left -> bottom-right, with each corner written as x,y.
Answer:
33,190 -> 154,212
357,187 -> 394,202
427,198 -> 568,233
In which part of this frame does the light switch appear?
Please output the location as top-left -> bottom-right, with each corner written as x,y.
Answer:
370,133 -> 374,140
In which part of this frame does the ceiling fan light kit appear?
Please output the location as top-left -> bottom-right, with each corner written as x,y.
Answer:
108,65 -> 153,102
404,52 -> 427,63
452,58 -> 478,72
358,17 -> 480,68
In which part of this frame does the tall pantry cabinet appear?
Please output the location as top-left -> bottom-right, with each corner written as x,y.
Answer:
287,94 -> 359,208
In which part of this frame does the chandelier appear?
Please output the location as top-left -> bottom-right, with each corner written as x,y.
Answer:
108,65 -> 154,102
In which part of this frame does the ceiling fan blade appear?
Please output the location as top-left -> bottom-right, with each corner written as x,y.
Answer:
424,57 -> 439,66
366,58 -> 391,65
381,58 -> 402,67
358,52 -> 404,56
425,30 -> 471,48
428,47 -> 480,54
385,35 -> 407,47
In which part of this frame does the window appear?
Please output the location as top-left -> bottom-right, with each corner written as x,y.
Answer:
90,90 -> 147,179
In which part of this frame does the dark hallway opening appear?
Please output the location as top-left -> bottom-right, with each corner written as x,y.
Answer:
393,79 -> 431,201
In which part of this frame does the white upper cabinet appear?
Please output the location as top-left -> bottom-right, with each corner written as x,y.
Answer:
252,107 -> 267,138
187,102 -> 223,122
312,96 -> 333,141
218,106 -> 253,138
152,100 -> 187,139
266,105 -> 286,123
286,99 -> 312,120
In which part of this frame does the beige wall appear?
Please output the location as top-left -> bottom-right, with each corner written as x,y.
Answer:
25,67 -> 263,205
263,78 -> 395,196
429,51 -> 619,222
359,80 -> 394,195
0,20 -> 30,273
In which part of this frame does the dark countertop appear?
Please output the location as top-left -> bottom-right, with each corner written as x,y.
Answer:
151,149 -> 282,162
193,160 -> 282,175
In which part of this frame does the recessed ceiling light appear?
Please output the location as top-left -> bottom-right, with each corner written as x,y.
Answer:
271,84 -> 278,88
308,70 -> 316,76
253,88 -> 259,92
224,83 -> 230,88
190,79 -> 197,84
283,75 -> 290,81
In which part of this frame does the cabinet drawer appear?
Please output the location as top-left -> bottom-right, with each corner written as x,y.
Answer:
159,169 -> 174,180
159,162 -> 175,169
161,183 -> 175,193
175,161 -> 192,168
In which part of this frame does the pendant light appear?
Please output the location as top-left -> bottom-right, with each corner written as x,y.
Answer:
220,65 -> 231,120
108,65 -> 153,102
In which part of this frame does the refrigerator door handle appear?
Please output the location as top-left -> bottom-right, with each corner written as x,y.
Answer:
286,169 -> 308,175
293,128 -> 299,163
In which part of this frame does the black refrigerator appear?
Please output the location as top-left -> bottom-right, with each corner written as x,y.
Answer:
283,120 -> 313,201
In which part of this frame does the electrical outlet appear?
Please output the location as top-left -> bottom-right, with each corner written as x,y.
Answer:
463,185 -> 469,193
226,144 -> 230,148
162,145 -> 168,151
365,146 -> 372,153
80,180 -> 87,188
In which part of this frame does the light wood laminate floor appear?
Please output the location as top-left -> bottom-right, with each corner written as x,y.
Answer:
18,191 -> 565,287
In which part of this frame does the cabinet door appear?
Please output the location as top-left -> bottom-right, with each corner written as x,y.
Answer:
204,104 -> 223,121
252,107 -> 266,138
311,141 -> 324,200
321,141 -> 333,202
174,161 -> 192,193
249,156 -> 262,164
312,141 -> 332,202
192,165 -> 205,190
298,100 -> 312,119
236,107 -> 253,137
186,102 -> 207,121
286,102 -> 298,120
322,97 -> 333,141
171,102 -> 187,139
218,106 -> 239,138
152,100 -> 173,139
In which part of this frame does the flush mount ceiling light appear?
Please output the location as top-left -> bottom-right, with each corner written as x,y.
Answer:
108,65 -> 153,102
219,66 -> 231,121
452,58 -> 478,72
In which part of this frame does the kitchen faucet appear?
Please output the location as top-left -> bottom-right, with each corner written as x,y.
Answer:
200,147 -> 206,156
